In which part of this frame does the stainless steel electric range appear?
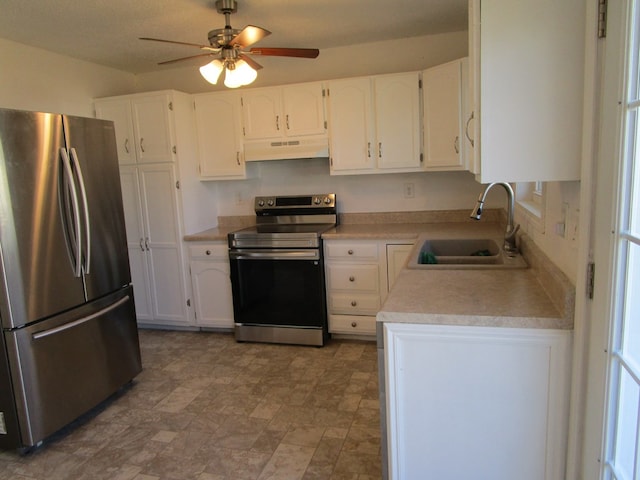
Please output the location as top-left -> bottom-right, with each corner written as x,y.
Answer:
227,194 -> 337,346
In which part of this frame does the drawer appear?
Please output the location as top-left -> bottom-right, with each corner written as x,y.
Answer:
189,243 -> 229,260
329,314 -> 376,335
325,242 -> 379,260
327,264 -> 379,292
328,292 -> 380,315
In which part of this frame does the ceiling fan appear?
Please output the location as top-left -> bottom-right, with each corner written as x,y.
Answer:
140,0 -> 320,88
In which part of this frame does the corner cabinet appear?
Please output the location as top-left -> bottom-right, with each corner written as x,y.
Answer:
193,91 -> 246,180
467,0 -> 585,182
384,322 -> 572,479
327,72 -> 422,175
95,90 -> 207,328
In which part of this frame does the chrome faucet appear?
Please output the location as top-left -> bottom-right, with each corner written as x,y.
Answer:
470,182 -> 520,255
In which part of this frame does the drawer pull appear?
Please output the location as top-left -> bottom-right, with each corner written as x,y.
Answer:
351,321 -> 357,328
349,276 -> 355,282
206,250 -> 211,255
351,301 -> 357,307
348,249 -> 354,255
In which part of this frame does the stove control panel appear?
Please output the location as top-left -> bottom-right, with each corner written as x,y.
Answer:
255,194 -> 336,212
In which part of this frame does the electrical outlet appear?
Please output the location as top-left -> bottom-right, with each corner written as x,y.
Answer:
403,183 -> 415,198
235,191 -> 243,205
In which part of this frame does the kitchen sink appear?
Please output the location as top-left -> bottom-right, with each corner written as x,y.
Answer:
406,236 -> 528,270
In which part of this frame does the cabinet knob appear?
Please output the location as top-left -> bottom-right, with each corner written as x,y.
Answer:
348,249 -> 354,255
351,321 -> 357,328
351,300 -> 357,307
206,250 -> 211,255
349,276 -> 355,282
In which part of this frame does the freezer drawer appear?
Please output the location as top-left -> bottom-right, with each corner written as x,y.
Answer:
4,287 -> 141,447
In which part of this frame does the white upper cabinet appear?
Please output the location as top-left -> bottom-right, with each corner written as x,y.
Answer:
467,0 -> 585,182
194,91 -> 246,180
95,93 -> 174,165
327,72 -> 421,175
422,59 -> 467,171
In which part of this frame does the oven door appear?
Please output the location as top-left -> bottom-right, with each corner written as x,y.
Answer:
228,248 -> 328,344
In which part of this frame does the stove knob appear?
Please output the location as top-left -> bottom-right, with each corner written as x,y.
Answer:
257,200 -> 265,207
267,199 -> 275,206
324,196 -> 332,205
313,197 -> 321,205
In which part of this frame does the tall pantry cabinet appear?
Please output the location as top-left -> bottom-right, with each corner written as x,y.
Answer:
95,90 -> 211,328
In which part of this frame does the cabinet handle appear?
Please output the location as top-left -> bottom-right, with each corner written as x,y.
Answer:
139,238 -> 145,252
351,321 -> 357,328
465,112 -> 475,147
236,151 -> 241,165
206,250 -> 211,255
349,276 -> 355,282
140,137 -> 145,153
124,138 -> 130,154
378,142 -> 382,158
144,237 -> 150,251
367,142 -> 371,158
276,115 -> 280,131
351,300 -> 357,307
348,249 -> 354,255
286,114 -> 290,130
454,135 -> 460,154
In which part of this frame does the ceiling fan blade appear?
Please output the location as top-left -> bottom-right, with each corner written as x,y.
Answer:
239,54 -> 263,70
140,37 -> 219,52
158,53 -> 214,65
248,47 -> 320,59
228,25 -> 271,48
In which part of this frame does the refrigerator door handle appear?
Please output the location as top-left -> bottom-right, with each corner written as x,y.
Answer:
32,295 -> 130,340
69,148 -> 91,275
59,148 -> 82,277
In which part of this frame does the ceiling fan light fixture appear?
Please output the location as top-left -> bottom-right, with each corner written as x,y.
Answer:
223,59 -> 257,88
199,59 -> 224,84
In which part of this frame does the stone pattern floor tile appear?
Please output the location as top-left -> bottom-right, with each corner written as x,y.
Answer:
0,330 -> 382,479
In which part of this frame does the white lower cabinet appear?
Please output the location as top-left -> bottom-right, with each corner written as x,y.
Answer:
383,322 -> 572,480
324,239 -> 413,336
188,243 -> 234,329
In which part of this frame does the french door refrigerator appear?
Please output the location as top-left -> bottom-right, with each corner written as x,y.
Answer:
0,108 -> 142,450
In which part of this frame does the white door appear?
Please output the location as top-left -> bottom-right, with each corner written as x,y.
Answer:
282,82 -> 326,137
584,0 -> 640,478
118,167 -> 153,322
95,99 -> 137,165
241,88 -> 280,140
131,94 -> 174,164
327,77 -> 376,173
374,72 -> 421,170
138,164 -> 189,325
191,260 -> 234,328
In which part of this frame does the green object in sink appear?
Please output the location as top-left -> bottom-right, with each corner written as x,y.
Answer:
470,249 -> 492,256
420,251 -> 438,264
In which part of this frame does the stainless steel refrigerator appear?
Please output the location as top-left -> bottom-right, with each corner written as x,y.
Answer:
0,108 -> 142,450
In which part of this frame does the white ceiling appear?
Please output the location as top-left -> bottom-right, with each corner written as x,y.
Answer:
0,0 -> 468,74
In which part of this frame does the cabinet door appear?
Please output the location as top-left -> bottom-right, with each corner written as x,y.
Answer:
374,72 -> 421,170
131,94 -> 174,164
95,100 -> 137,165
194,92 -> 245,179
138,164 -> 189,325
471,0 -> 584,182
327,77 -> 376,173
384,323 -> 571,480
282,82 -> 326,137
118,167 -> 153,323
386,244 -> 413,290
241,88 -> 280,140
423,60 -> 464,170
191,260 -> 234,328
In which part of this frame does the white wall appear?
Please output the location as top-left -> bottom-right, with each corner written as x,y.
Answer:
0,38 -> 135,117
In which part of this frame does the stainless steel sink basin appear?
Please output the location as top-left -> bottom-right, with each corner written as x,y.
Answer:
406,236 -> 528,270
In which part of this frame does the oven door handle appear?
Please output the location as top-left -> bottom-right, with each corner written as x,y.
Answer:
229,249 -> 320,261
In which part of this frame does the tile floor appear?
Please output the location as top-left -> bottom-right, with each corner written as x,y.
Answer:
0,330 -> 382,480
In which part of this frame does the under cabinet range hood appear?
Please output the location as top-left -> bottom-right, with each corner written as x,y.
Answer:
244,137 -> 329,161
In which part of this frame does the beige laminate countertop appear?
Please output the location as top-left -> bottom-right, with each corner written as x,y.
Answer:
183,226 -> 241,242
323,221 -> 573,331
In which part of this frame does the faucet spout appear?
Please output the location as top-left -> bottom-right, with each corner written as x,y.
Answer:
469,182 -> 520,254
